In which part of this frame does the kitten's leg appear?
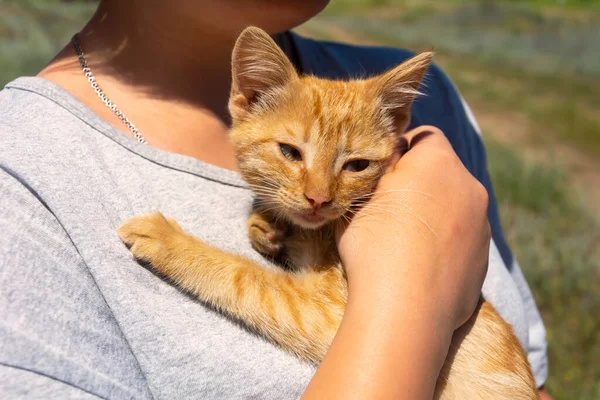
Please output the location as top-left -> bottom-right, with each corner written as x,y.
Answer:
247,210 -> 287,257
118,212 -> 346,364
436,300 -> 538,400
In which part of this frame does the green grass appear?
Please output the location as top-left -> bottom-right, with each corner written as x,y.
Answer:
438,54 -> 600,157
325,0 -> 600,13
501,0 -> 600,9
0,0 -> 96,87
486,140 -> 572,213
486,138 -> 600,399
324,0 -> 600,76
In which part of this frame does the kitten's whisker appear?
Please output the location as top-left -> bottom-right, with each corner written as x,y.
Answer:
376,160 -> 384,177
350,209 -> 427,240
343,202 -> 432,239
374,189 -> 437,202
344,209 -> 390,227
348,221 -> 375,237
353,189 -> 437,202
357,203 -> 437,237
252,193 -> 275,199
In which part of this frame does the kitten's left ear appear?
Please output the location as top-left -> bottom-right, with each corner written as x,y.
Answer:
370,51 -> 434,132
229,27 -> 298,122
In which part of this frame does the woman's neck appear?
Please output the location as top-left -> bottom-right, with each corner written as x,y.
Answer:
39,0 -> 244,170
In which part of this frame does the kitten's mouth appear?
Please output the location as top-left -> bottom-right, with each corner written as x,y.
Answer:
298,212 -> 325,223
291,211 -> 327,228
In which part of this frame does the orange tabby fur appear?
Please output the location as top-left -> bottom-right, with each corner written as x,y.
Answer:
118,27 -> 538,399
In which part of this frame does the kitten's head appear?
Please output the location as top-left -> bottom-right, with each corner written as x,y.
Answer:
229,27 -> 432,229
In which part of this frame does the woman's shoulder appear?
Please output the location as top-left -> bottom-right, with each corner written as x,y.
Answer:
0,77 -> 84,148
0,76 -> 136,214
0,78 -> 90,179
1,76 -> 85,126
0,76 -> 137,170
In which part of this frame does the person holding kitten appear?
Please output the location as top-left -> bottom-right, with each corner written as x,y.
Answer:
0,0 -> 550,399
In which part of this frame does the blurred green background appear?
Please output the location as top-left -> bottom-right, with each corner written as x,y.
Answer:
1,0 -> 598,398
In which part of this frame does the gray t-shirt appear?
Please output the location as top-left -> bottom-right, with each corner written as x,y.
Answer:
0,77 -> 547,399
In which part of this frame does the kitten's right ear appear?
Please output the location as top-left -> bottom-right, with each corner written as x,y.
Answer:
370,51 -> 434,133
229,27 -> 298,121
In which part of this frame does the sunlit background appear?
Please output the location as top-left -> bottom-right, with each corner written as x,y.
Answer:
1,0 -> 598,398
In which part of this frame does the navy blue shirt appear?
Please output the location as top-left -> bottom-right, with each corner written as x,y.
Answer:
277,32 -> 513,269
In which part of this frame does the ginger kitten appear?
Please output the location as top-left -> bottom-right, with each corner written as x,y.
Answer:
118,27 -> 538,399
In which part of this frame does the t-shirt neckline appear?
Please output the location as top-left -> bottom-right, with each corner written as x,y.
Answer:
5,76 -> 249,189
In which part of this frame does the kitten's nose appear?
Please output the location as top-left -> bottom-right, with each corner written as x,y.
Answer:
305,193 -> 332,210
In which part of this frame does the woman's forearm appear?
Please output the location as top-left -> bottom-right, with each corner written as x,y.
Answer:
301,288 -> 453,399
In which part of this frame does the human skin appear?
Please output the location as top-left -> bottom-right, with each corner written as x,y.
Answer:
38,1 -> 549,398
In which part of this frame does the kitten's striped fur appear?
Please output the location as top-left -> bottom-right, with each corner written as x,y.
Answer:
119,27 -> 538,399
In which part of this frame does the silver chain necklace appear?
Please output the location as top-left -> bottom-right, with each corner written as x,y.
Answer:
71,34 -> 147,144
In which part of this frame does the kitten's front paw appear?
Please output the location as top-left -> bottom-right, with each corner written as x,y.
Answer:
118,212 -> 189,273
248,212 -> 286,256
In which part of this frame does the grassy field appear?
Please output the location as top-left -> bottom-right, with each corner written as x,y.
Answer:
1,1 -> 599,399
0,0 -> 96,85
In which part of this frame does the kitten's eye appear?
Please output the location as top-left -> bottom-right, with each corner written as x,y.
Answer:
279,143 -> 302,162
343,159 -> 370,172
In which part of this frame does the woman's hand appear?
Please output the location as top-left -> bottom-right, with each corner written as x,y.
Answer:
303,126 -> 491,400
338,125 -> 490,330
